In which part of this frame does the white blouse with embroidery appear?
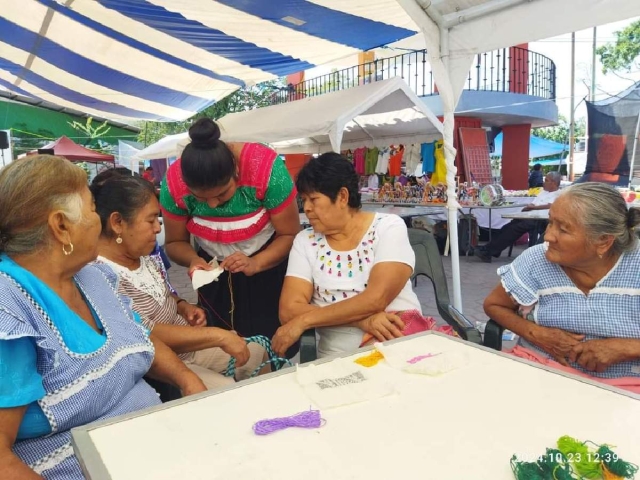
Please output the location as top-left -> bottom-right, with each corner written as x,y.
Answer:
286,213 -> 421,357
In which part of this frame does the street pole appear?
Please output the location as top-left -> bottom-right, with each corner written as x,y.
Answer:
591,27 -> 597,102
569,32 -> 576,181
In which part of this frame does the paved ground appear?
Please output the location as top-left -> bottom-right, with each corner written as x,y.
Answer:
166,244 -> 528,331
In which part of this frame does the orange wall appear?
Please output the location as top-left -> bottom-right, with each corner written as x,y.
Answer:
509,43 -> 529,94
285,154 -> 311,181
286,72 -> 304,85
501,124 -> 531,190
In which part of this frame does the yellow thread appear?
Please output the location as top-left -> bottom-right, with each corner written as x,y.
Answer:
228,272 -> 235,331
354,349 -> 384,367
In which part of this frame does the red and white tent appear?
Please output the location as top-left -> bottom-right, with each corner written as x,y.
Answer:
27,136 -> 114,163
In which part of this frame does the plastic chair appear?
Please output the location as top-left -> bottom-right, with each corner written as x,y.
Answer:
407,228 -> 482,344
483,320 -> 505,351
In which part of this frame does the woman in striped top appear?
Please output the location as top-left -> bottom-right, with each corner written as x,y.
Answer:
92,176 -> 267,390
160,118 -> 300,348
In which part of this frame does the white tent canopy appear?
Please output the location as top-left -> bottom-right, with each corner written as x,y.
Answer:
134,78 -> 443,160
394,0 -> 640,310
220,77 -> 443,154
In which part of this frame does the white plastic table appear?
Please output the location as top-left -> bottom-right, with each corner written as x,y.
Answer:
72,333 -> 640,480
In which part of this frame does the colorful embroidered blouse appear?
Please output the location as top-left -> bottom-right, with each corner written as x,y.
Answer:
160,143 -> 296,259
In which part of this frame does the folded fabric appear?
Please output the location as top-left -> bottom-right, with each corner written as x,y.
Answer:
509,345 -> 640,394
191,258 -> 224,290
376,342 -> 469,376
360,310 -> 456,348
296,359 -> 394,409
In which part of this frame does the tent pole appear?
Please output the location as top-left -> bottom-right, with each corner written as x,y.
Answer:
569,32 -> 576,181
629,111 -> 640,188
439,25 -> 463,312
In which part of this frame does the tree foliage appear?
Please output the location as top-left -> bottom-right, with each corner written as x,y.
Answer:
137,79 -> 286,146
532,114 -> 586,145
596,20 -> 640,74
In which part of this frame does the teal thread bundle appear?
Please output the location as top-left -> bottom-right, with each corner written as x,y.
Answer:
224,335 -> 292,378
511,436 -> 637,480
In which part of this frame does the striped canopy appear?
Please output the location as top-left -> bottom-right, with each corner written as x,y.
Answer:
0,0 -> 419,122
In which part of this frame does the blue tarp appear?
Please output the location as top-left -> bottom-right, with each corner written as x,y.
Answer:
492,132 -> 567,159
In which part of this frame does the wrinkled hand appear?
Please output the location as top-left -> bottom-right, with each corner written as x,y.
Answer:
188,257 -> 213,277
272,319 -> 305,357
529,326 -> 585,366
220,331 -> 250,367
178,301 -> 207,327
221,252 -> 259,276
568,338 -> 634,373
179,374 -> 208,396
357,312 -> 405,342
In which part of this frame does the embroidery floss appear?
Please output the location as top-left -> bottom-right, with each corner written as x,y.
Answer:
557,436 -> 602,479
252,409 -> 325,436
354,349 -> 384,367
595,444 -> 638,479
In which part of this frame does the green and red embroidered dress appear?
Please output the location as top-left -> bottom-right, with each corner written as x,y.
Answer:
160,143 -> 297,259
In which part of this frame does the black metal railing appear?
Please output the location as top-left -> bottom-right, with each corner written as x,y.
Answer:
267,47 -> 556,106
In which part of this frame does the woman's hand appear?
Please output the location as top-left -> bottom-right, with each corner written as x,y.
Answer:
529,325 -> 585,366
177,301 -> 206,327
356,312 -> 405,342
188,257 -> 213,277
220,331 -> 250,367
272,318 -> 306,357
568,338 -> 637,373
221,252 -> 259,276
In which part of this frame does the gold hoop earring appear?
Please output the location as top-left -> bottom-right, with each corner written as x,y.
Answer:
116,235 -> 123,244
62,243 -> 74,256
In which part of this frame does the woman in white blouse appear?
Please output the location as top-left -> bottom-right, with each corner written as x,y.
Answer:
272,153 -> 425,358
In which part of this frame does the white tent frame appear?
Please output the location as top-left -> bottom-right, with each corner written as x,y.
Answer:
395,0 -> 640,311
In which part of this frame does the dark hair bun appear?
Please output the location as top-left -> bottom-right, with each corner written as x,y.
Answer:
627,207 -> 640,229
189,118 -> 220,150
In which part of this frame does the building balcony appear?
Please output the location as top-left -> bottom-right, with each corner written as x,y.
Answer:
267,47 -> 558,128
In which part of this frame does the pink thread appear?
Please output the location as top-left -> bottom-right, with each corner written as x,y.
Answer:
406,353 -> 441,364
253,410 -> 325,435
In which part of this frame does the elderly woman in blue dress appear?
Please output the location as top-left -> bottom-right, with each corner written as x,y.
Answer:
0,156 -> 206,480
484,183 -> 640,391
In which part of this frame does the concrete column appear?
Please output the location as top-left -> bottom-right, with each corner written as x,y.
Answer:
501,124 -> 531,189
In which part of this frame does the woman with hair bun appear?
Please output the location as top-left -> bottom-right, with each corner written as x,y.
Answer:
160,118 -> 300,349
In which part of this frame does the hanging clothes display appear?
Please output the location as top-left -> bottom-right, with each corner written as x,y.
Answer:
430,140 -> 447,185
375,147 -> 390,174
353,147 -> 367,175
365,147 -> 379,175
388,145 -> 404,176
421,142 -> 436,174
404,144 -> 421,174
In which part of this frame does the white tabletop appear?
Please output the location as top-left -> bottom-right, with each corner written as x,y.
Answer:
72,333 -> 640,480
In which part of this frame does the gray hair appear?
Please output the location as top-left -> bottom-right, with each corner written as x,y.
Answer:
561,182 -> 640,255
0,155 -> 88,255
545,171 -> 562,185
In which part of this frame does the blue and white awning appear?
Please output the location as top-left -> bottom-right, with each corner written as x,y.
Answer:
0,0 -> 418,122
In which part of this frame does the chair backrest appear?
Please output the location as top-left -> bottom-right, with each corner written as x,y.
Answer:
407,228 -> 481,343
407,228 -> 451,307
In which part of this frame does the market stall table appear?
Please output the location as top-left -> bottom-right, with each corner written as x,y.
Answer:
72,333 -> 640,480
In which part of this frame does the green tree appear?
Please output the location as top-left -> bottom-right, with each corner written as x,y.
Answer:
532,115 -> 586,145
596,20 -> 640,73
138,79 -> 286,146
